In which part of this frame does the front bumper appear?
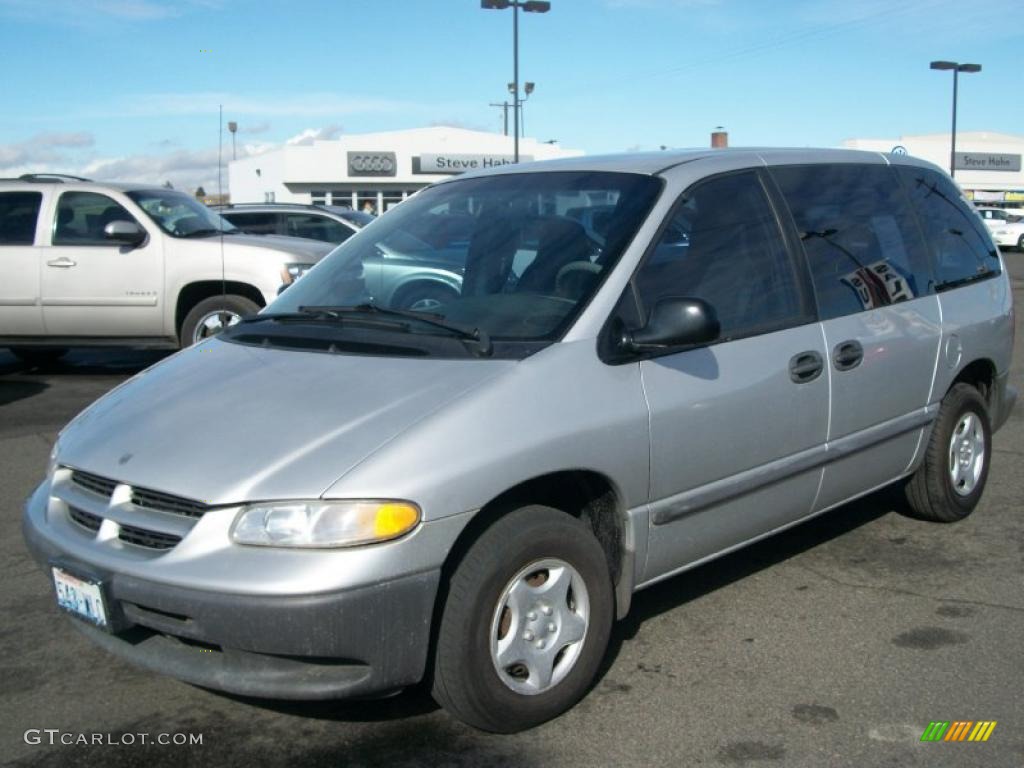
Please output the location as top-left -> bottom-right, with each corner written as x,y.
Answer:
23,494 -> 441,700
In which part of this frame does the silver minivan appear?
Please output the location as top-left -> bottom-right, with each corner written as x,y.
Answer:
23,149 -> 1016,732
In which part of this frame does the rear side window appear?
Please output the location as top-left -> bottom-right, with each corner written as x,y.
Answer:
896,166 -> 1001,289
52,191 -> 138,245
770,164 -> 934,321
0,191 -> 42,245
224,211 -> 279,235
633,170 -> 807,341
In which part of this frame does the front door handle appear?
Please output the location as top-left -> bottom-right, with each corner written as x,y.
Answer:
789,351 -> 824,383
832,340 -> 864,371
46,257 -> 77,268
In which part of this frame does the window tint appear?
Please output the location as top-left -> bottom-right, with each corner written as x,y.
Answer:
770,164 -> 934,321
283,213 -> 354,243
0,191 -> 42,245
632,171 -> 805,342
225,211 -> 279,235
897,167 -> 1001,288
53,192 -> 138,245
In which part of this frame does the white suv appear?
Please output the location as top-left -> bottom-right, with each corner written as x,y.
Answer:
0,175 -> 331,362
976,206 -> 1024,250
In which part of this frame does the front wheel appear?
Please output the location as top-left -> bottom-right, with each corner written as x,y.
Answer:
904,383 -> 991,522
1017,234 -> 1024,252
431,506 -> 614,733
179,295 -> 259,346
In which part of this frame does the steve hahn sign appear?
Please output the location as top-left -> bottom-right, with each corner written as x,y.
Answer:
416,154 -> 534,174
954,153 -> 1021,172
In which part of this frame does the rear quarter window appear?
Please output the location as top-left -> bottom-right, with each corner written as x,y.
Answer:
0,191 -> 43,245
896,166 -> 1001,289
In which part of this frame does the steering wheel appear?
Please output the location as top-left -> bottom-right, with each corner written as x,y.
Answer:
555,260 -> 603,296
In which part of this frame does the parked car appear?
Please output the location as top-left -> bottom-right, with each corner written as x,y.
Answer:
213,203 -> 367,244
24,150 -> 1015,733
975,206 -> 1024,250
217,202 -> 463,309
0,175 -> 332,360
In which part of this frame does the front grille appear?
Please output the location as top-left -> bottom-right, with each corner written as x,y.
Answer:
130,487 -> 208,519
118,524 -> 181,551
70,470 -> 117,498
68,506 -> 102,532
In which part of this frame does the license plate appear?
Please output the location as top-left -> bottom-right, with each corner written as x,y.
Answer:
52,567 -> 108,628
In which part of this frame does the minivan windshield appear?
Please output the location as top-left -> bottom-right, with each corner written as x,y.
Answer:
266,171 -> 661,345
127,189 -> 239,238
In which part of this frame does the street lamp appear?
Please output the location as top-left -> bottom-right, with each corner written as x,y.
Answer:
481,0 -> 551,163
227,121 -> 238,161
929,60 -> 981,178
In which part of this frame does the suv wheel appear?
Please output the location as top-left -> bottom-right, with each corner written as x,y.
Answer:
1017,234 -> 1024,252
904,383 -> 991,522
180,295 -> 259,346
431,505 -> 614,733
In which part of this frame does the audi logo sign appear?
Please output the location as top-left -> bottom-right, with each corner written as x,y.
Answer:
348,151 -> 397,177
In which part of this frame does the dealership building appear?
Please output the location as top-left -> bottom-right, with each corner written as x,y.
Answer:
227,126 -> 582,213
843,131 -> 1024,208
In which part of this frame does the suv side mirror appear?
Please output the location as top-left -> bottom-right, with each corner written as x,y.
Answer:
104,220 -> 146,247
621,297 -> 719,352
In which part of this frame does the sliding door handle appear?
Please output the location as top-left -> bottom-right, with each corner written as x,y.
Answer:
832,340 -> 864,371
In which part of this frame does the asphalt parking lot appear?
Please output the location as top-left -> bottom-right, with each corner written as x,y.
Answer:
1,255 -> 1022,768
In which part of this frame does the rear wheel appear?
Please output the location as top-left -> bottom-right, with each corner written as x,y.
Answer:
1017,234 -> 1024,252
180,295 -> 259,346
431,505 -> 614,733
904,383 -> 991,522
10,347 -> 68,367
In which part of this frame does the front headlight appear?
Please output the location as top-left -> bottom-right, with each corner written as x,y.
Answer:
230,500 -> 421,548
280,262 -> 314,285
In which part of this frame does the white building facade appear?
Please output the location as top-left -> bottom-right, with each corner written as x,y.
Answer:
843,132 -> 1024,209
228,126 -> 582,213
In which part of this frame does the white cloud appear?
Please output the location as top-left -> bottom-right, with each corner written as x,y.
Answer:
0,131 -> 94,170
285,124 -> 345,146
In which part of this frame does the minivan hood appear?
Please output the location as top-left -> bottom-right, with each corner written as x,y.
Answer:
57,339 -> 512,505
222,233 -> 333,261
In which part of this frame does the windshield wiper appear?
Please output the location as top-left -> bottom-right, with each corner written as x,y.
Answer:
299,303 -> 493,357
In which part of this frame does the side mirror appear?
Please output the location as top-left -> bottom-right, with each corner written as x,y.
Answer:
104,220 -> 146,247
621,297 -> 719,352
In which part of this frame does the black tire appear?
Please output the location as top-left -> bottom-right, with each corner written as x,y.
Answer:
392,283 -> 457,312
431,505 -> 614,733
179,295 -> 259,347
904,383 -> 991,522
10,347 -> 68,366
1017,234 -> 1024,252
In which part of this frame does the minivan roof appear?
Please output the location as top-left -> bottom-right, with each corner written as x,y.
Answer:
448,147 -> 926,180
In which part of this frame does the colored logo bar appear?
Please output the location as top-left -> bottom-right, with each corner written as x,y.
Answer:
921,721 -> 997,742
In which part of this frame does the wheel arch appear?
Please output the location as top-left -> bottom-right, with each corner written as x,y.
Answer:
950,357 -> 997,412
431,470 -> 634,654
175,281 -> 265,338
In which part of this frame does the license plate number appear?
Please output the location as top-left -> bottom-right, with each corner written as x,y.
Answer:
52,567 -> 108,628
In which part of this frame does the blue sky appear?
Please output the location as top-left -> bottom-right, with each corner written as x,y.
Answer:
1,0 -> 1020,191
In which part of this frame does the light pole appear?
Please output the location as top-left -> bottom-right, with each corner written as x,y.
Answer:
929,61 -> 981,178
227,121 -> 238,161
481,0 -> 551,163
489,100 -> 511,135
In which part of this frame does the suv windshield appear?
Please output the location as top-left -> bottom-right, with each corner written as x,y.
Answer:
127,189 -> 238,237
267,171 -> 661,346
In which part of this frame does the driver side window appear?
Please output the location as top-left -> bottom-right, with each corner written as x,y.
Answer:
52,192 -> 138,246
